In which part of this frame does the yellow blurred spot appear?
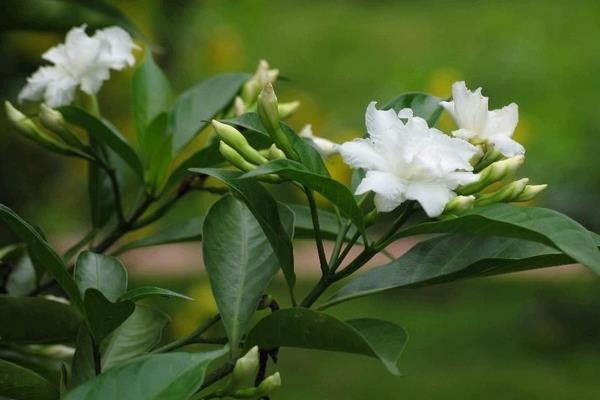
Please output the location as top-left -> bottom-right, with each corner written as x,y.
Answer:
426,67 -> 461,98
170,281 -> 218,336
204,25 -> 243,72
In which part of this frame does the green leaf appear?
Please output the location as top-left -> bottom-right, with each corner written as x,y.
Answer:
171,73 -> 251,150
88,141 -> 115,228
324,234 -> 590,308
101,305 -> 169,370
0,204 -> 83,310
191,168 -> 295,291
63,349 -> 227,400
0,359 -> 58,400
392,204 -> 600,275
0,295 -> 81,344
382,92 -> 444,127
83,289 -> 135,343
246,308 -> 407,375
143,113 -> 173,194
59,106 -> 144,179
242,159 -> 365,232
132,54 -> 171,142
113,217 -> 204,255
119,286 -> 193,302
222,113 -> 329,176
287,204 -> 360,242
203,196 -> 294,354
74,251 -> 128,303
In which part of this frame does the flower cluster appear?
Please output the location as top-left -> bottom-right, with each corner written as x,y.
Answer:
19,25 -> 138,107
339,82 -> 537,217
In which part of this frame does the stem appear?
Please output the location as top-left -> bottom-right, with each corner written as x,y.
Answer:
151,314 -> 221,354
328,219 -> 350,266
92,340 -> 102,375
197,361 -> 236,392
299,275 -> 331,308
304,188 -> 329,275
330,229 -> 361,273
105,166 -> 125,224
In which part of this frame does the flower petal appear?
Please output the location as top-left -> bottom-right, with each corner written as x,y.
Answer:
355,171 -> 406,212
447,81 -> 489,134
490,135 -> 525,157
404,182 -> 455,217
365,101 -> 403,144
339,139 -> 387,171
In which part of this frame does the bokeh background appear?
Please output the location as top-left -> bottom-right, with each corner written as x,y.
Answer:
2,0 -> 600,398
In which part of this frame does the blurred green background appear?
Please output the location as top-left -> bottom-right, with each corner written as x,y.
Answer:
2,0 -> 600,398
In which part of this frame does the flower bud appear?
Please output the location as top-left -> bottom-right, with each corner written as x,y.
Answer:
233,96 -> 246,116
473,148 -> 503,172
475,178 -> 529,206
241,59 -> 279,103
278,100 -> 300,119
459,155 -> 524,195
229,346 -> 259,391
513,184 -> 547,202
257,83 -> 299,161
5,101 -> 83,157
299,124 -> 339,158
444,195 -> 475,214
212,120 -> 267,165
219,141 -> 258,172
268,144 -> 286,160
38,103 -> 88,149
257,372 -> 282,394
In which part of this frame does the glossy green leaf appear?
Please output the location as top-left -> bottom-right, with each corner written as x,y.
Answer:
191,168 -> 295,290
382,92 -> 444,126
119,286 -> 193,302
203,196 -> 294,354
101,305 -> 169,370
83,289 -> 135,343
324,234 -> 594,308
0,204 -> 83,310
392,204 -> 600,275
171,73 -> 251,150
246,308 -> 407,375
113,217 -> 204,255
287,204 -> 360,242
143,113 -> 173,194
87,141 -> 114,228
0,295 -> 81,344
222,113 -> 329,176
132,54 -> 171,142
59,106 -> 144,179
74,251 -> 127,303
63,348 -> 227,400
243,159 -> 365,232
0,359 -> 58,400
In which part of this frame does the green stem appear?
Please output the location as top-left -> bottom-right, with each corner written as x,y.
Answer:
151,314 -> 222,354
328,219 -> 350,266
329,229 -> 361,273
304,188 -> 328,275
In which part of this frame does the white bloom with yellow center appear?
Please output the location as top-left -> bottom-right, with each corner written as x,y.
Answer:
440,81 -> 525,157
339,102 -> 480,217
19,25 -> 138,107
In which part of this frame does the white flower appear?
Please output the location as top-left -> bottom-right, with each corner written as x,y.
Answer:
299,124 -> 339,158
440,81 -> 525,157
339,102 -> 480,217
19,25 -> 138,107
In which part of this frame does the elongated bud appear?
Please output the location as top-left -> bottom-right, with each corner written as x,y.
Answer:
241,59 -> 279,103
5,101 -> 84,157
233,96 -> 246,116
39,104 -> 87,149
459,155 -> 524,195
278,100 -> 300,119
219,141 -> 258,172
514,184 -> 547,202
444,195 -> 475,214
229,346 -> 259,391
475,178 -> 529,206
257,372 -> 282,394
257,83 -> 299,160
212,120 -> 267,165
268,144 -> 286,160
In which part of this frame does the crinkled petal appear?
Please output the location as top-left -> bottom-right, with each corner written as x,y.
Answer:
446,81 -> 488,133
79,68 -> 110,95
484,103 -> 518,138
489,135 -> 525,157
43,75 -> 78,107
365,101 -> 403,144
355,171 -> 406,212
374,193 -> 405,213
339,139 -> 387,171
95,26 -> 138,69
404,182 -> 455,217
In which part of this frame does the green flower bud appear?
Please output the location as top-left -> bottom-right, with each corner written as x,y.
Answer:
473,148 -> 503,172
212,120 -> 267,165
5,101 -> 86,158
444,195 -> 475,214
257,83 -> 299,161
219,141 -> 258,172
229,346 -> 259,391
475,178 -> 529,206
257,372 -> 282,394
267,144 -> 286,160
233,96 -> 246,116
38,104 -> 88,149
459,155 -> 524,195
278,100 -> 300,119
241,59 -> 279,103
513,184 -> 547,202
